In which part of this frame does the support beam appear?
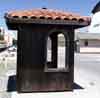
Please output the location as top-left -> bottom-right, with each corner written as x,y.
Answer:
50,34 -> 58,68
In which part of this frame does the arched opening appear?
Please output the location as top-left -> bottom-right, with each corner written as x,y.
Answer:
57,34 -> 65,69
47,37 -> 52,62
45,31 -> 69,71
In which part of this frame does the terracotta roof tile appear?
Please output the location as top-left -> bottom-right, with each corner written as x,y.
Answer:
5,8 -> 91,23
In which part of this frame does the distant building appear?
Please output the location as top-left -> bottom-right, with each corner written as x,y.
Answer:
0,27 -> 5,40
89,1 -> 100,33
4,34 -> 13,46
76,33 -> 100,53
0,27 -> 13,47
76,1 -> 100,53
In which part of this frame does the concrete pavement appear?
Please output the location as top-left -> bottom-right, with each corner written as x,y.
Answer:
0,48 -> 100,98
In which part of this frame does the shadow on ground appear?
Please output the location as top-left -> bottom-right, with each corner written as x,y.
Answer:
7,75 -> 84,92
73,83 -> 84,89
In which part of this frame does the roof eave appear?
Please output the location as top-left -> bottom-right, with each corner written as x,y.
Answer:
5,17 -> 90,29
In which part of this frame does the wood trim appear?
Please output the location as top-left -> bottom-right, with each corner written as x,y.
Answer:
5,17 -> 89,26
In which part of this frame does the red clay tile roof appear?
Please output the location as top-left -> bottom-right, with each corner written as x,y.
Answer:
5,8 -> 90,23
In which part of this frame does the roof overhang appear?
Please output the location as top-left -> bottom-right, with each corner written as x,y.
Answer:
5,16 -> 89,25
4,8 -> 91,30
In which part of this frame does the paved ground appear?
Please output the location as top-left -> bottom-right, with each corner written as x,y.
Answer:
80,47 -> 100,53
74,53 -> 100,97
0,48 -> 100,98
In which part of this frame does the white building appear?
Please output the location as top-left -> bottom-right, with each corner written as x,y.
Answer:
0,27 -> 14,47
76,33 -> 100,53
74,2 -> 100,53
4,33 -> 13,46
89,1 -> 100,33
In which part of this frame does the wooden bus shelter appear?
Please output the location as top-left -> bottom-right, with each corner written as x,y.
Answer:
5,8 -> 90,93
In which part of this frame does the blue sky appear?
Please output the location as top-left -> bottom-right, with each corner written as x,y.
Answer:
0,0 -> 100,28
